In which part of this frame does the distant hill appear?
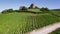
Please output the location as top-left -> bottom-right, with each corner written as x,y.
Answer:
51,9 -> 60,11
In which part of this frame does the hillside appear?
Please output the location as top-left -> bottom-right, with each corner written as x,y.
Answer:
27,9 -> 41,12
0,10 -> 60,34
50,28 -> 60,34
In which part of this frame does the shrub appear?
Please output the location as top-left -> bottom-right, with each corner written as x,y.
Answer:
19,6 -> 27,11
1,9 -> 14,14
1,9 -> 8,14
35,6 -> 40,9
40,7 -> 49,13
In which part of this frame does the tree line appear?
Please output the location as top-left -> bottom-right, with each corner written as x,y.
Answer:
1,4 -> 49,14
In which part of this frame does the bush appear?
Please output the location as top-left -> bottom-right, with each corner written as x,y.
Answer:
1,9 -> 8,14
50,28 -> 60,34
40,7 -> 49,13
35,6 -> 40,9
1,9 -> 14,14
19,6 -> 27,11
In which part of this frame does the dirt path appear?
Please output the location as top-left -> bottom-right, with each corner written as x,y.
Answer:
26,22 -> 60,34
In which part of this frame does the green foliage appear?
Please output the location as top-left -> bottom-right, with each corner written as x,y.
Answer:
19,6 -> 27,11
35,6 -> 40,9
0,12 -> 60,34
0,5 -> 60,34
1,9 -> 8,14
40,7 -> 49,13
28,7 -> 31,9
50,28 -> 60,34
49,10 -> 60,17
51,9 -> 60,11
1,9 -> 14,14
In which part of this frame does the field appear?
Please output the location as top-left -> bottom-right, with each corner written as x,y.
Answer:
28,9 -> 41,12
0,10 -> 60,34
50,28 -> 60,34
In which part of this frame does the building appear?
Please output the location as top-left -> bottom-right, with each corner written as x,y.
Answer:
29,3 -> 35,8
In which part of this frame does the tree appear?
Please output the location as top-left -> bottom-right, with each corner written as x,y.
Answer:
44,7 -> 49,11
1,9 -> 14,14
19,6 -> 27,11
1,9 -> 8,14
35,6 -> 40,9
7,9 -> 13,13
40,7 -> 49,12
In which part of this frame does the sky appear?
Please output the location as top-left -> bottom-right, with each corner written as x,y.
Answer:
0,0 -> 60,12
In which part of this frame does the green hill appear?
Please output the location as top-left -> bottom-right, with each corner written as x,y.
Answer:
50,28 -> 60,34
27,9 -> 41,12
0,10 -> 60,34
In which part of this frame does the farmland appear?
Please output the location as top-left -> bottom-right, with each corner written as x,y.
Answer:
0,10 -> 60,34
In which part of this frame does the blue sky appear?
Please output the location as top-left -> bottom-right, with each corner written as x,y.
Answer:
0,0 -> 60,12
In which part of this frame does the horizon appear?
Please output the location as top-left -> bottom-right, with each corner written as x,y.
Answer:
0,0 -> 60,12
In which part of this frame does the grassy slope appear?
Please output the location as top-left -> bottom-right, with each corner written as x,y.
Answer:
50,10 -> 60,17
49,10 -> 60,34
0,10 -> 60,34
28,9 -> 42,12
50,28 -> 60,34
